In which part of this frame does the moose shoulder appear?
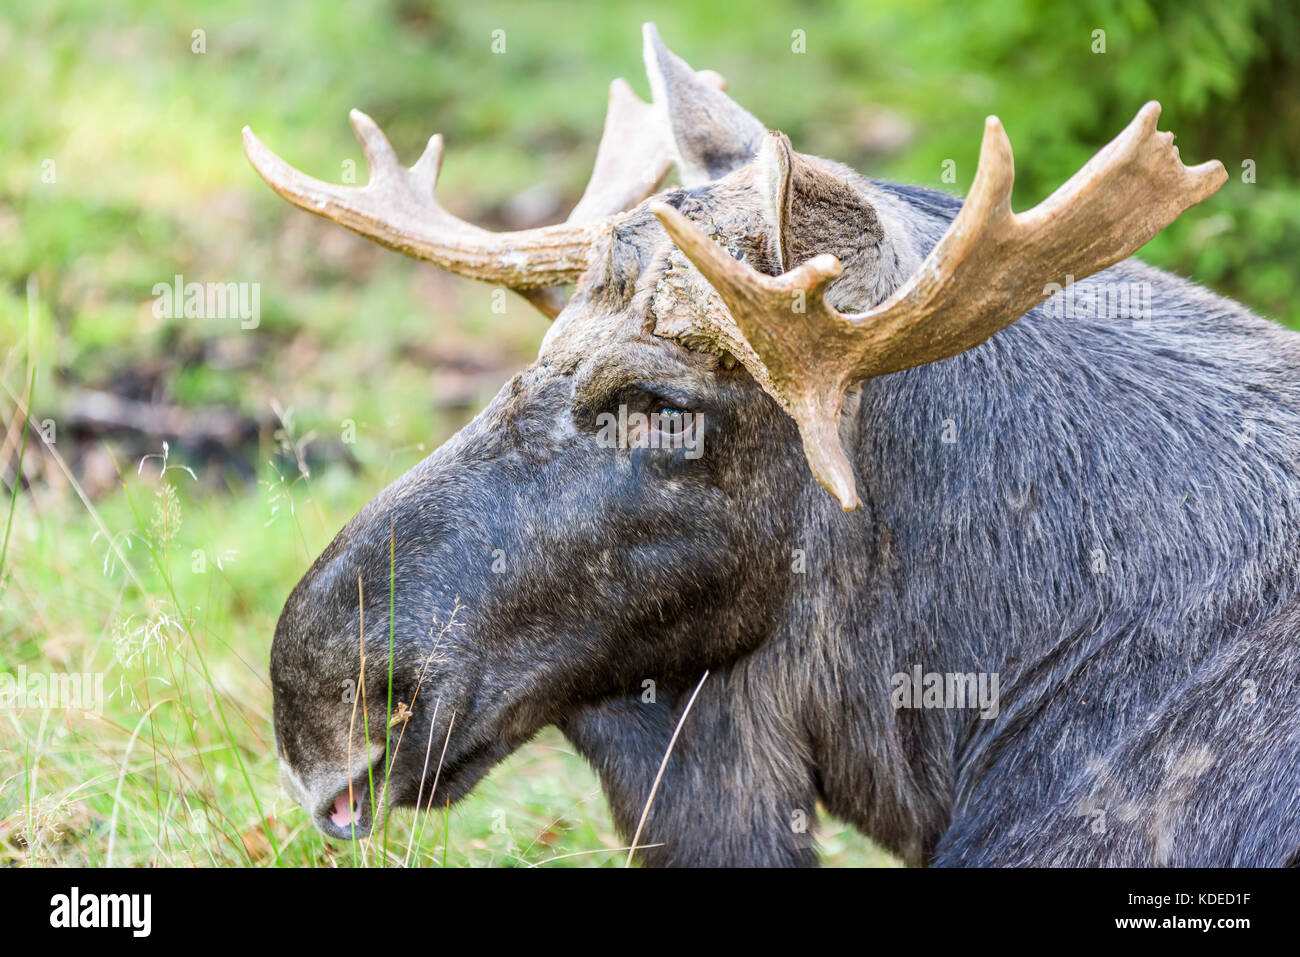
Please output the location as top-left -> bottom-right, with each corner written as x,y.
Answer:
249,24 -> 1300,866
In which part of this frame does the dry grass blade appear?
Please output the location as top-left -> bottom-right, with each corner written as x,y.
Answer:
625,670 -> 709,867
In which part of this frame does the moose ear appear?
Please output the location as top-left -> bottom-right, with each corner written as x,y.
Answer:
643,23 -> 766,186
752,131 -> 885,280
753,131 -> 795,273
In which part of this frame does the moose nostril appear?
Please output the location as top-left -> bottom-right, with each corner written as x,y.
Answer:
329,792 -> 359,829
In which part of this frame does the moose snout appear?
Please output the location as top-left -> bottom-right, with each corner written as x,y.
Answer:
280,743 -> 387,841
315,774 -> 374,840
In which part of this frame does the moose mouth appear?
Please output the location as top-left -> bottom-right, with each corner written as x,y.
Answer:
313,734 -> 510,841
318,768 -> 381,840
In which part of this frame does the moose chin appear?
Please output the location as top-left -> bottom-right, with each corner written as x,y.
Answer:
250,23 -> 1300,866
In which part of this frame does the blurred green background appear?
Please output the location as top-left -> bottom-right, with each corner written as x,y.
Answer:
0,0 -> 1295,866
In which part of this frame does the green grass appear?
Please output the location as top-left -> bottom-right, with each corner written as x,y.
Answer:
1,0 -> 1295,867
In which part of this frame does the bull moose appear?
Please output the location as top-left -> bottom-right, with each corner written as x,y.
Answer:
248,24 -> 1300,866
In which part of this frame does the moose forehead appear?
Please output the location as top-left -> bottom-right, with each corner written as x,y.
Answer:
536,173 -> 783,378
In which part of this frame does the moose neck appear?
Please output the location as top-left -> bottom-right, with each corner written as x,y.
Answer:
767,201 -> 1300,860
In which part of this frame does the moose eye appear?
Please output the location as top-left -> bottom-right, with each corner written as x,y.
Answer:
652,405 -> 694,439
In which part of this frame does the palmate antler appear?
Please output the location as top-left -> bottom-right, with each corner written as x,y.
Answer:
242,70 -> 724,318
652,102 -> 1227,510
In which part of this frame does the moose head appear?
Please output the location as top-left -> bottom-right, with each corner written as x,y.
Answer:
249,24 -> 1224,845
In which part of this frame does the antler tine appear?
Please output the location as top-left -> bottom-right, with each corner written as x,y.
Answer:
523,68 -> 723,319
347,108 -> 416,184
655,104 -> 1227,511
570,71 -> 725,223
654,195 -> 864,507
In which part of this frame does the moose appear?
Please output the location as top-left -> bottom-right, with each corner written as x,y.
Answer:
249,24 -> 1300,866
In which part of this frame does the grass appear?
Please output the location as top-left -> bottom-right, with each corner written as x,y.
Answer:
1,0 -> 1293,867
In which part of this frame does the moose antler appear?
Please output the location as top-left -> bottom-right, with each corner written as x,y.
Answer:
652,102 -> 1227,510
243,111 -> 600,289
242,69 -> 724,318
570,71 -> 725,222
